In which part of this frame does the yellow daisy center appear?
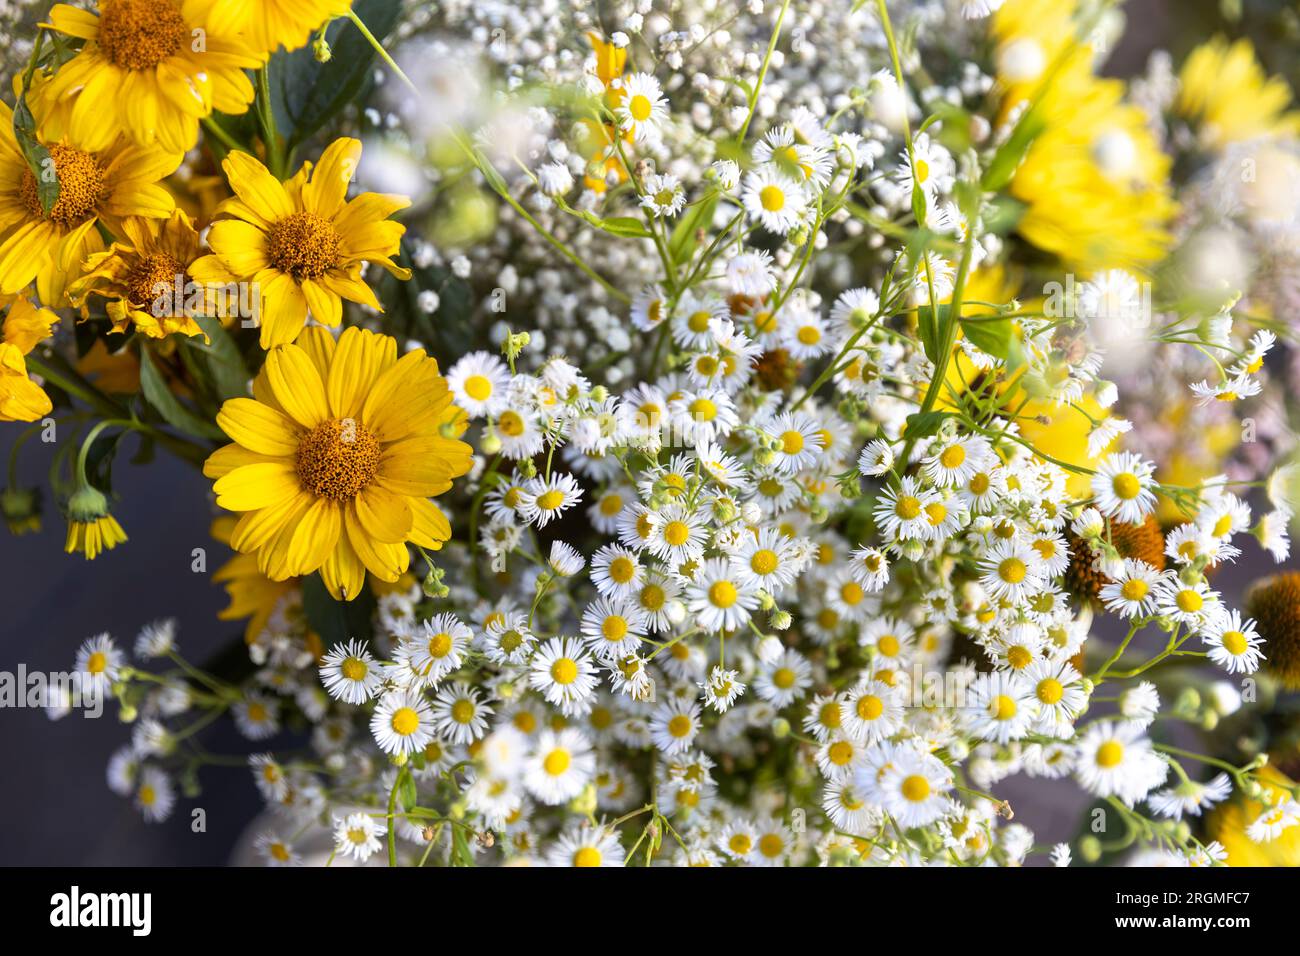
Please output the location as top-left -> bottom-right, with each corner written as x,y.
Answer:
98,0 -> 188,71
296,419 -> 381,500
1221,630 -> 1248,655
709,580 -> 738,608
1096,740 -> 1124,768
639,583 -> 665,611
939,444 -> 965,468
1037,678 -> 1064,704
895,495 -> 921,520
498,410 -> 525,437
463,375 -> 493,401
998,557 -> 1027,584
602,616 -> 628,641
266,211 -> 343,280
543,748 -> 570,776
86,651 -> 108,675
573,847 -> 602,867
901,775 -> 930,802
427,633 -> 452,659
608,556 -> 636,582
780,430 -> 804,454
1121,579 -> 1149,601
20,144 -> 105,226
535,489 -> 565,511
340,656 -> 368,681
551,658 -> 578,685
1111,472 -> 1141,500
750,549 -> 778,576
663,520 -> 690,546
1176,589 -> 1203,613
759,185 -> 785,211
828,741 -> 853,765
629,94 -> 652,122
668,714 -> 692,738
390,707 -> 419,736
857,695 -> 883,720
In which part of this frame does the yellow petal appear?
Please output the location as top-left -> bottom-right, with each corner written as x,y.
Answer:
208,220 -> 270,276
301,278 -> 342,327
223,150 -> 294,224
286,497 -> 341,576
216,397 -> 301,455
328,326 -> 391,419
213,461 -> 302,511
203,442 -> 277,479
320,533 -> 366,601
263,343 -> 329,428
344,505 -> 409,581
294,325 -> 337,382
407,498 -> 452,550
353,484 -> 413,544
304,138 -> 361,218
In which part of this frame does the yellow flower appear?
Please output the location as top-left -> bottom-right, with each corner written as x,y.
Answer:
201,0 -> 353,58
0,91 -> 180,306
0,295 -> 59,421
1208,766 -> 1300,866
68,209 -> 213,338
1177,37 -> 1300,149
211,515 -> 300,643
39,0 -> 264,155
65,483 -> 127,559
203,326 -> 471,601
993,0 -> 1174,273
190,139 -> 411,349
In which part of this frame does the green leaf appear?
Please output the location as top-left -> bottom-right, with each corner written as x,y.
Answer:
903,410 -> 952,441
301,572 -> 377,645
138,346 -> 227,441
915,303 -> 949,366
270,0 -> 403,149
399,770 -> 418,813
182,316 -> 252,402
580,212 -> 653,239
12,94 -> 58,215
910,183 -> 927,226
668,192 -> 720,264
958,315 -> 1011,360
981,106 -> 1046,192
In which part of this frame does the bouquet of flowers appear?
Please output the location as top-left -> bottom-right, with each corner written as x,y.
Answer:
5,0 -> 1300,867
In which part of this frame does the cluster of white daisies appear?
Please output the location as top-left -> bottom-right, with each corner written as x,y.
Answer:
57,0 -> 1300,867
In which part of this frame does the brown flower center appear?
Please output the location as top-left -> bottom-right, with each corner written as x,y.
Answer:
19,144 -> 105,226
98,0 -> 188,71
295,419 -> 381,500
126,252 -> 184,308
266,211 -> 343,280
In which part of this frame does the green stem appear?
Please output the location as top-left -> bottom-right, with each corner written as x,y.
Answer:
346,9 -> 416,92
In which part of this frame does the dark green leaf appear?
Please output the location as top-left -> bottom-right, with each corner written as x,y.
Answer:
958,315 -> 1011,360
183,316 -> 252,401
270,0 -> 403,149
138,346 -> 227,441
13,94 -> 58,215
903,410 -> 952,441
